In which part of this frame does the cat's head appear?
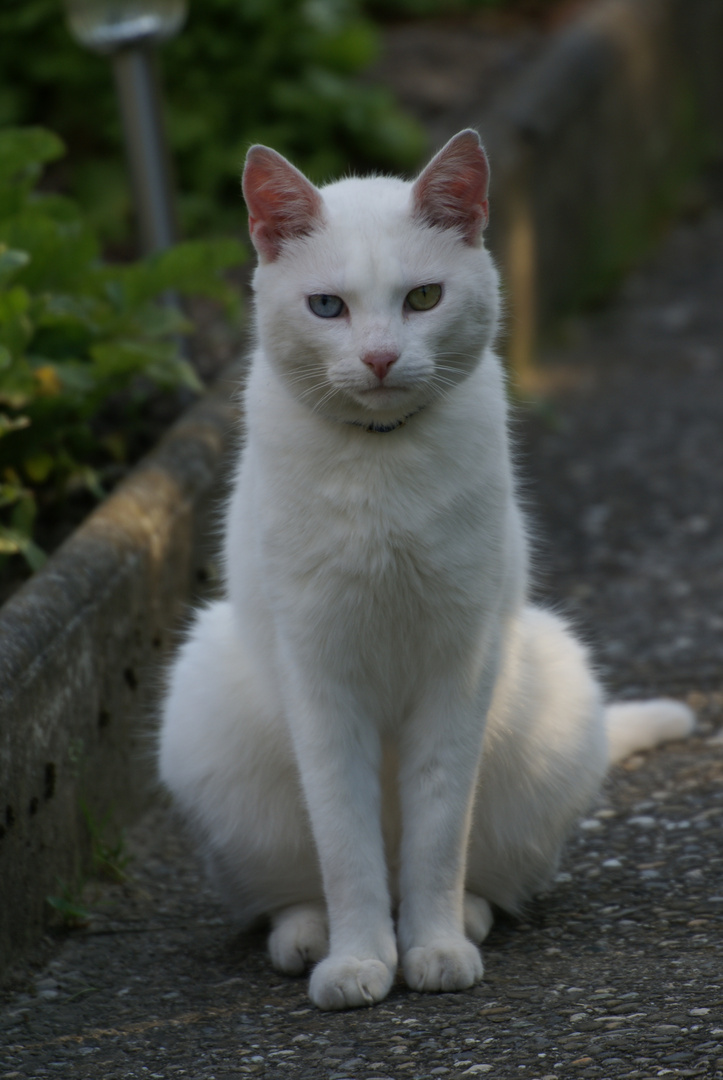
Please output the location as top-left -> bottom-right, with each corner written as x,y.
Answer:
242,130 -> 499,429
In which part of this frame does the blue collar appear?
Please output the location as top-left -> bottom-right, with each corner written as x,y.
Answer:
345,407 -> 425,434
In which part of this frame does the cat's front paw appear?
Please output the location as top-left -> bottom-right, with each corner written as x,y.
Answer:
309,955 -> 395,1010
402,936 -> 483,993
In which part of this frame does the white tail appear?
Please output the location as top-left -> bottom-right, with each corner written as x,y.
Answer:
605,698 -> 695,765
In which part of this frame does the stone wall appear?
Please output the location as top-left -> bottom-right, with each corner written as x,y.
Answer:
0,370 -> 241,971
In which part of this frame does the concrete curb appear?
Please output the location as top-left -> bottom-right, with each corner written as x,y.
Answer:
0,366 -> 242,971
1,0 -> 721,972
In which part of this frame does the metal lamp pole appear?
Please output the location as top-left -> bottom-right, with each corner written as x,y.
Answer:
63,1 -> 188,256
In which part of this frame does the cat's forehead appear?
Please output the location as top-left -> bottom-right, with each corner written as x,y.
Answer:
320,174 -> 410,215
320,176 -> 413,246
311,175 -> 451,287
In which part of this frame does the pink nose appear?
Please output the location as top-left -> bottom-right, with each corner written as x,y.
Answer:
362,350 -> 399,382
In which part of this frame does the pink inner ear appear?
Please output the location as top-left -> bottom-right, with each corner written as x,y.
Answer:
242,146 -> 323,262
411,130 -> 490,244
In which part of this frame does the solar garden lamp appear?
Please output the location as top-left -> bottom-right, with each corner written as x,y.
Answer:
63,0 -> 188,255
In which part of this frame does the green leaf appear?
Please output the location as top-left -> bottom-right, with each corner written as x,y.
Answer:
10,485 -> 37,530
0,524 -> 47,571
0,285 -> 33,355
128,300 -> 193,340
0,412 -> 30,438
0,362 -> 38,410
0,129 -> 66,218
0,127 -> 65,184
53,360 -> 99,399
77,466 -> 105,501
121,239 -> 246,309
0,479 -> 31,508
0,245 -> 30,288
23,451 -> 54,483
0,211 -> 98,292
90,338 -> 171,379
45,892 -> 90,928
0,528 -> 22,554
27,192 -> 83,224
146,354 -> 203,393
313,21 -> 379,73
21,538 -> 47,572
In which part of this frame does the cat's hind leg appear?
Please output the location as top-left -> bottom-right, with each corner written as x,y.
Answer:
466,605 -> 694,914
463,893 -> 494,944
268,902 -> 329,975
466,605 -> 608,913
158,601 -> 322,928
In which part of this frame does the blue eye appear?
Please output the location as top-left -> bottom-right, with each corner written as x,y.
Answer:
308,294 -> 345,318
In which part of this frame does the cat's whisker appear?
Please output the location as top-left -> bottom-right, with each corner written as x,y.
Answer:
284,370 -> 325,392
282,369 -> 337,409
435,355 -> 479,371
428,381 -> 461,402
429,375 -> 457,390
311,385 -> 343,415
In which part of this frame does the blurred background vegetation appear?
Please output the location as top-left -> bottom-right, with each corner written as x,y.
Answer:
0,126 -> 243,573
0,0 -> 535,246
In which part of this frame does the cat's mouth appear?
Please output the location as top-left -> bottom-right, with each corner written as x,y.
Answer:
357,384 -> 412,404
353,386 -> 418,419
328,379 -> 427,426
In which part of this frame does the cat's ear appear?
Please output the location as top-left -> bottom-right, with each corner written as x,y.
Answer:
411,129 -> 490,244
242,146 -> 323,262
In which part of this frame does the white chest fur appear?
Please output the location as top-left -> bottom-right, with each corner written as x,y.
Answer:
225,348 -> 524,724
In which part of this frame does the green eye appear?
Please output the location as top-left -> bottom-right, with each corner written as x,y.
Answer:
309,294 -> 345,318
406,283 -> 442,311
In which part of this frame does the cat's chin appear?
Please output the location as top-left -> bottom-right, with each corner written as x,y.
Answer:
353,384 -> 418,416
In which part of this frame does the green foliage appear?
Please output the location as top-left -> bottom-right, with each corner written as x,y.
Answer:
46,800 -> 129,930
80,798 -> 130,884
363,0 -> 506,16
46,879 -> 92,930
0,0 -> 426,240
363,0 -> 556,15
0,127 -> 245,570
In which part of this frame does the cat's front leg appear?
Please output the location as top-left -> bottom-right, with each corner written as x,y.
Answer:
283,675 -> 397,1010
396,679 -> 491,993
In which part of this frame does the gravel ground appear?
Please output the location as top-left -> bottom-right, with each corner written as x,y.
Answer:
521,211 -> 723,705
3,15 -> 723,1076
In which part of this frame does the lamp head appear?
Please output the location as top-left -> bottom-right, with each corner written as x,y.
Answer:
63,0 -> 187,52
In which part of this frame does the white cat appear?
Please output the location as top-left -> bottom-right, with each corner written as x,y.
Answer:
158,130 -> 694,1010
